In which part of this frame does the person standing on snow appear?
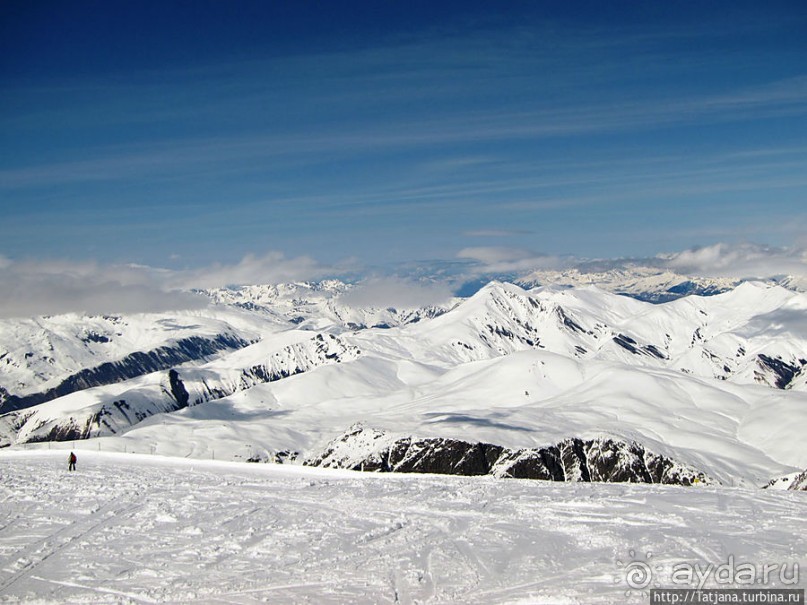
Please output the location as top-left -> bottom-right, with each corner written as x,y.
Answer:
68,451 -> 77,471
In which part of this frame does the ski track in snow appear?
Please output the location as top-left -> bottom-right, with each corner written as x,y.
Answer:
0,451 -> 805,604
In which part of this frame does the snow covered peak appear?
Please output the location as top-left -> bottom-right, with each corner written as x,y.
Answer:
198,280 -> 456,332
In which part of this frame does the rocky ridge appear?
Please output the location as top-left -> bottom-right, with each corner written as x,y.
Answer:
306,425 -> 712,486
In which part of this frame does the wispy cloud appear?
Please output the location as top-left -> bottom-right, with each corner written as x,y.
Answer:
463,229 -> 533,237
2,8 -> 806,268
4,30 -> 807,193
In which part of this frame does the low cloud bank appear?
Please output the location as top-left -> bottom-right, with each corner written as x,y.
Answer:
659,242 -> 807,280
455,242 -> 807,283
0,251 -> 333,319
2,242 -> 805,319
339,277 -> 454,309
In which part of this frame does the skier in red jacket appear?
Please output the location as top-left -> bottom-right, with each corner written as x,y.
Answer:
68,452 -> 77,471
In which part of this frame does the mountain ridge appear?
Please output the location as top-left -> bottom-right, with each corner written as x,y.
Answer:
1,278 -> 805,488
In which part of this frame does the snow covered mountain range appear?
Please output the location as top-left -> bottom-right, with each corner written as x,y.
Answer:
518,264 -> 807,302
1,276 -> 806,488
197,280 -> 454,331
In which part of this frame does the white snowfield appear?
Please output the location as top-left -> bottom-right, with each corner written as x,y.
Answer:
0,451 -> 804,605
1,281 -> 807,487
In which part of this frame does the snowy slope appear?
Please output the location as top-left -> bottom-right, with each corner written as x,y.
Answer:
358,281 -> 807,390
0,305 -> 289,407
1,281 -> 806,488
0,332 -> 359,445
6,344 -> 802,485
0,451 -> 804,604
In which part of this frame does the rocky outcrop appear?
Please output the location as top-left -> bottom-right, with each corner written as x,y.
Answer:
305,425 -> 713,486
787,470 -> 807,491
755,354 -> 806,390
765,469 -> 807,491
168,369 -> 190,407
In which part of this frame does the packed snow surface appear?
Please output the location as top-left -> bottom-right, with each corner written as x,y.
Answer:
0,451 -> 805,604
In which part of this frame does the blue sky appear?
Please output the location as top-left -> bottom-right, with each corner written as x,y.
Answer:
2,1 -> 807,281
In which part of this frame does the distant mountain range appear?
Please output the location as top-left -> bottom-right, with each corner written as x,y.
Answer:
1,271 -> 806,488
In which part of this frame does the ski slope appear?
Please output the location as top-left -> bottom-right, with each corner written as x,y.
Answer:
0,451 -> 804,604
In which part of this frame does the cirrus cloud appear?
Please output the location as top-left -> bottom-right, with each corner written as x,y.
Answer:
462,229 -> 533,238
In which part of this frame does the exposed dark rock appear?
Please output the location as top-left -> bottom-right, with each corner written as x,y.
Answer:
482,322 -> 537,348
560,439 -> 590,481
613,336 -> 668,361
244,450 -> 299,464
787,470 -> 806,491
613,334 -> 640,354
496,438 -> 701,484
235,336 -> 357,395
81,331 -> 111,344
556,307 -> 587,334
644,344 -> 668,360
386,438 -> 505,476
306,427 -> 712,486
232,301 -> 272,314
25,413 -> 103,443
756,354 -> 804,389
0,334 -> 250,413
1,333 -> 360,447
494,446 -> 565,481
765,468 -> 807,491
168,369 -> 190,408
274,450 -> 299,464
